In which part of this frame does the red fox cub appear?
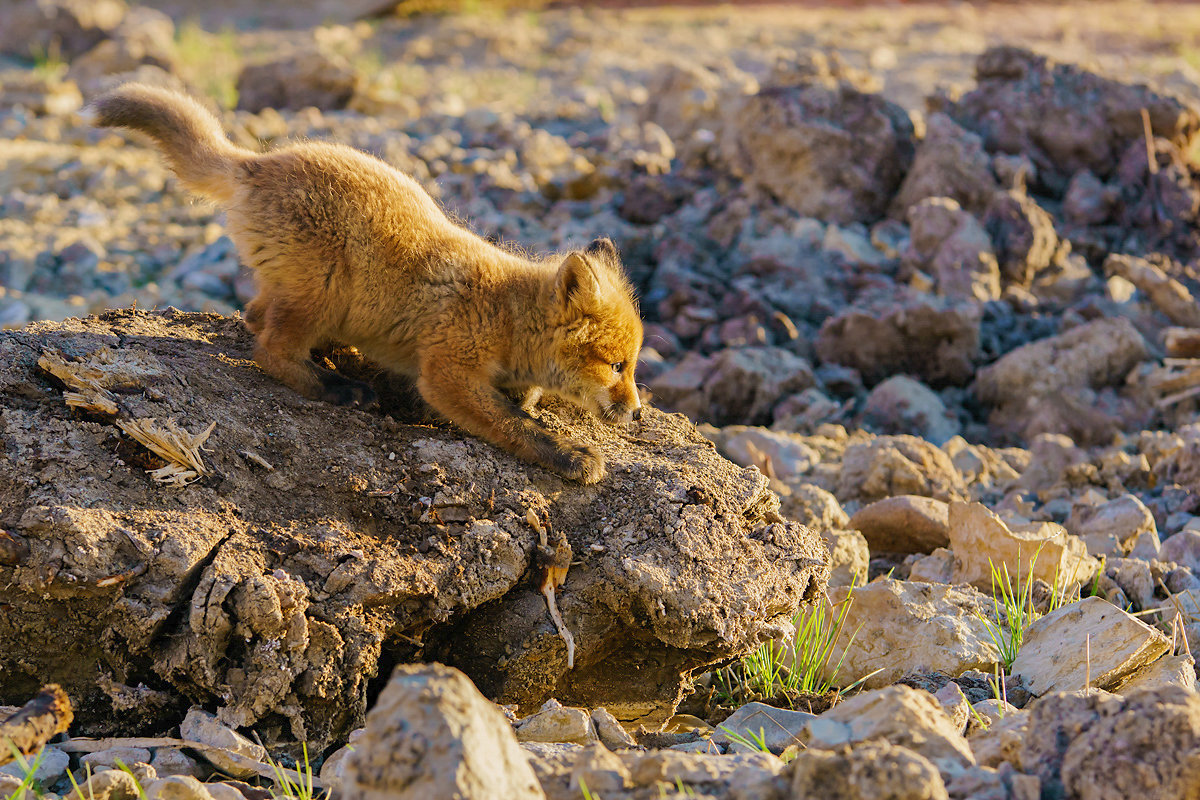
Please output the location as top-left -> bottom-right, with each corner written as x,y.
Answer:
91,84 -> 643,484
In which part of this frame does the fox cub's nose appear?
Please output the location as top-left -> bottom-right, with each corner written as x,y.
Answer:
631,407 -> 642,421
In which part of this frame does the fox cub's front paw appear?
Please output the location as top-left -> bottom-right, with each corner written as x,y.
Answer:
318,372 -> 378,408
551,443 -> 606,484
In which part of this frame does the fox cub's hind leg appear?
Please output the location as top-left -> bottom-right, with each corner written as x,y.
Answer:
251,297 -> 376,408
420,354 -> 605,484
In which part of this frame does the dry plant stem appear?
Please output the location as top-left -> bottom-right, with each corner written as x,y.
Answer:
0,685 -> 74,766
56,737 -> 328,790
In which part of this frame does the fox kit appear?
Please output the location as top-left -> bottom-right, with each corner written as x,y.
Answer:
92,84 -> 643,484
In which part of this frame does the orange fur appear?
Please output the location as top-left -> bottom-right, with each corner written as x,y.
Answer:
92,83 -> 643,483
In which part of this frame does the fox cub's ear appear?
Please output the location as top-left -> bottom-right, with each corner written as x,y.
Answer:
556,252 -> 601,313
585,237 -> 620,262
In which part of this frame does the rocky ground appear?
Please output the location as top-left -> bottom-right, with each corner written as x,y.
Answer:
7,0 -> 1200,798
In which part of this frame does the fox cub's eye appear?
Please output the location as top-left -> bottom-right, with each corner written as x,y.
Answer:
611,362 -> 625,374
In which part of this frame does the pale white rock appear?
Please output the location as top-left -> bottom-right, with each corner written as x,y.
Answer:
803,685 -> 975,774
909,547 -> 955,583
144,775 -> 216,800
1116,653 -> 1197,694
821,528 -> 869,586
1127,528 -> 1162,560
318,727 -> 366,787
179,709 -> 265,780
935,682 -> 971,734
791,740 -> 949,800
568,743 -> 631,795
669,739 -> 723,754
970,699 -> 1020,730
717,426 -> 821,483
203,784 -> 246,800
341,663 -> 545,800
780,483 -> 849,529
838,435 -> 967,505
1099,557 -> 1155,611
82,747 -> 153,770
0,776 -> 23,798
149,748 -> 205,779
849,495 -> 950,554
948,502 -> 1098,592
966,709 -> 1027,769
1067,494 -> 1156,554
590,707 -> 636,750
0,746 -> 69,783
712,701 -> 815,754
516,699 -> 597,745
1010,597 -> 1172,696
823,579 -> 1000,689
1159,530 -> 1200,572
70,768 -> 145,800
624,750 -> 780,788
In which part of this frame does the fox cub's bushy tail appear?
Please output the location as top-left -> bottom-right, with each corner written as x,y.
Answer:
90,84 -> 248,204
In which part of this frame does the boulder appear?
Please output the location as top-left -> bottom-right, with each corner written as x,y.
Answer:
722,82 -> 916,224
648,347 -> 814,426
712,701 -> 814,754
0,310 -> 829,747
848,495 -> 950,555
1062,687 -> 1200,800
1066,494 -> 1157,557
236,47 -> 362,112
860,375 -> 962,446
0,0 -> 129,61
838,435 -> 967,505
974,318 -> 1149,445
947,46 -> 1200,190
1010,597 -> 1172,696
341,664 -> 544,800
803,685 -> 975,773
711,426 -> 821,483
903,198 -> 1001,302
516,700 -> 597,745
790,740 -> 949,800
1019,690 -> 1122,797
947,502 -> 1098,593
1116,654 -> 1197,695
981,189 -> 1058,287
816,293 -> 981,387
823,579 -> 1001,690
890,112 -> 998,217
178,709 -> 265,780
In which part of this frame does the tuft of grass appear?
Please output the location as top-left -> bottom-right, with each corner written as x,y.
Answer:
717,577 -> 867,706
975,545 -> 1078,673
29,41 -> 67,79
5,740 -> 49,800
264,742 -> 326,800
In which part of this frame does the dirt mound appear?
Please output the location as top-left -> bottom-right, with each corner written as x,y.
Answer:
0,308 -> 828,750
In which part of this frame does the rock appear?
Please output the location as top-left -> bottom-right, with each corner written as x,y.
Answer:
179,709 -> 265,780
1067,494 -> 1157,556
721,82 -> 915,224
947,46 -> 1200,189
821,528 -> 869,587
72,768 -> 145,800
82,747 -> 153,770
1160,529 -> 1200,572
981,189 -> 1059,287
823,224 -> 889,269
0,746 -> 69,784
199,784 -> 244,800
714,426 -> 821,483
341,664 -> 544,800
790,740 -> 950,800
947,502 -> 1099,593
969,699 -> 1020,730
904,197 -> 1001,302
645,350 -> 713,421
815,293 -> 981,386
823,579 -> 1000,690
780,484 -> 850,530
625,750 -> 782,791
837,435 -> 967,505
0,310 -> 828,745
0,0 -> 129,61
0,71 -> 83,116
519,742 -> 582,800
891,113 -> 998,217
568,744 -> 631,796
1105,254 -> 1200,327
319,728 -> 365,788
974,318 -> 1150,445
849,495 -> 950,555
637,60 -> 726,142
236,47 -> 362,112
68,6 -> 177,93
1061,687 -> 1200,800
935,682 -> 971,734
1018,689 -> 1122,795
1063,170 -> 1116,226
1098,557 -> 1155,611
1116,654 -> 1197,695
590,708 -> 636,751
516,700 -> 597,745
712,701 -> 815,755
1010,597 -> 1172,696
968,710 -> 1028,770
701,347 -> 815,426
910,547 -> 956,584
860,376 -> 962,446
944,764 -> 1040,800
803,685 -> 975,773
150,748 -> 205,780
143,775 -> 216,800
